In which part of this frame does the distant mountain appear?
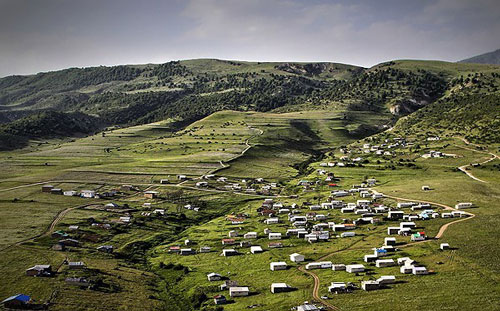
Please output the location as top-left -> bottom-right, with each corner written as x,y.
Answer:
459,49 -> 500,65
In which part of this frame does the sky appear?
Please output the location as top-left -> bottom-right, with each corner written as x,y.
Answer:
0,0 -> 499,77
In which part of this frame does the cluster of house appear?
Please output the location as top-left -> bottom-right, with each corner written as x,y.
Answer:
206,268 -> 296,305
336,137 -> 409,160
193,175 -> 280,194
205,276 -> 249,305
41,185 -> 118,198
50,225 -> 114,253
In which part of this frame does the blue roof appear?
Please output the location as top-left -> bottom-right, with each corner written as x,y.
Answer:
2,294 -> 30,303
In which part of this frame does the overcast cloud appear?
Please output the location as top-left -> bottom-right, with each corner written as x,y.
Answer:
0,0 -> 499,77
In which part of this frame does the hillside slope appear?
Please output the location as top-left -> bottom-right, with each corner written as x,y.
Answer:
1,59 -> 500,149
459,49 -> 500,65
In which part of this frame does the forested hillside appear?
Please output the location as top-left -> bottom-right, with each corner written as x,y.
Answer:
1,59 -> 499,148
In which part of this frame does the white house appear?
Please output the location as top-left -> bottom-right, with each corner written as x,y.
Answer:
412,266 -> 428,275
455,202 -> 473,209
332,264 -> 346,271
341,232 -> 355,238
207,273 -> 222,281
377,275 -> 396,285
305,261 -> 332,270
270,283 -> 292,293
346,264 -> 365,273
244,232 -> 257,239
80,190 -> 96,198
222,249 -> 238,257
250,246 -> 263,254
290,253 -> 305,263
229,287 -> 249,297
376,259 -> 395,268
440,243 -> 450,250
268,232 -> 282,240
328,282 -> 347,293
361,280 -> 380,291
265,218 -> 279,225
270,262 -> 287,271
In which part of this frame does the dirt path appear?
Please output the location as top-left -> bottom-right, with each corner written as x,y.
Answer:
0,202 -> 96,253
455,137 -> 499,183
0,181 -> 53,193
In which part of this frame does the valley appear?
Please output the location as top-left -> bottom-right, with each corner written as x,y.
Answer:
0,59 -> 499,311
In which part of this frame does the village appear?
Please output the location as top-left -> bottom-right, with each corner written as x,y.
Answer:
0,132 -> 484,311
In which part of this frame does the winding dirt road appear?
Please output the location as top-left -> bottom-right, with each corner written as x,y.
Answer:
455,137 -> 499,183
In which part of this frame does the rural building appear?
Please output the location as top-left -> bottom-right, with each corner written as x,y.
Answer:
26,265 -> 52,277
1,294 -> 30,309
229,287 -> 249,297
361,280 -> 380,291
213,295 -> 226,305
400,265 -> 413,274
376,259 -> 395,268
271,283 -> 292,293
384,237 -> 397,246
290,253 -> 305,263
250,246 -> 263,254
268,232 -> 282,240
64,190 -> 77,196
80,190 -> 96,198
455,202 -> 473,209
400,222 -> 416,229
207,273 -> 222,281
42,185 -> 54,192
220,280 -> 238,291
412,267 -> 428,275
377,275 -> 396,285
180,248 -> 194,255
341,232 -> 355,238
364,254 -> 378,263
332,264 -> 346,271
297,304 -> 320,311
199,246 -> 211,253
144,191 -> 159,199
346,264 -> 365,273
68,261 -> 85,270
228,230 -> 238,238
160,179 -> 169,184
265,218 -> 279,225
270,262 -> 287,271
244,232 -> 257,239
388,211 -> 404,220
422,185 -> 431,191
306,261 -> 332,270
222,239 -> 235,245
222,249 -> 238,257
328,282 -> 347,293
440,243 -> 450,250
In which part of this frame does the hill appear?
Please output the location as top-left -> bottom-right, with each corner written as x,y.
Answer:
1,58 -> 500,149
459,49 -> 500,65
0,111 -> 102,150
